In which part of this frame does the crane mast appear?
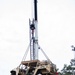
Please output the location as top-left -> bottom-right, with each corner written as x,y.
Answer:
30,0 -> 38,60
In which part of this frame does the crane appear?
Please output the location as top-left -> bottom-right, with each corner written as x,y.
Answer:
10,0 -> 57,75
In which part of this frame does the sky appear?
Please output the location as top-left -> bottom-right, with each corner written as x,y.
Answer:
0,0 -> 75,75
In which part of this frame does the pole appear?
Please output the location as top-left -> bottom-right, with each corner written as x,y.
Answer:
30,0 -> 38,60
34,0 -> 38,60
34,0 -> 37,21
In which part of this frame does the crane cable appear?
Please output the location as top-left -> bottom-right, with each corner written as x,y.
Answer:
22,44 -> 30,61
38,44 -> 53,64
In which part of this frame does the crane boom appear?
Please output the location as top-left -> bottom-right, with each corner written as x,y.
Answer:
34,0 -> 37,21
30,0 -> 38,60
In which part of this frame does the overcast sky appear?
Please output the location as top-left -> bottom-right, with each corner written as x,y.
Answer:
0,0 -> 75,75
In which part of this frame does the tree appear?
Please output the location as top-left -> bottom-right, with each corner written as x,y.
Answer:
60,64 -> 72,75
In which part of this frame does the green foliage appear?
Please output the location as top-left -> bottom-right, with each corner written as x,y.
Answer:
60,64 -> 73,75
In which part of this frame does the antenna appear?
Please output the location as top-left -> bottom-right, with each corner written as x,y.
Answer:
29,0 -> 38,60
